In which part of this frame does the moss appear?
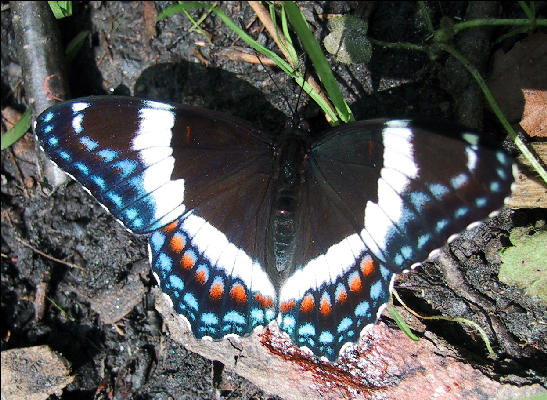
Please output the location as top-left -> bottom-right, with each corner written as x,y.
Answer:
499,223 -> 547,303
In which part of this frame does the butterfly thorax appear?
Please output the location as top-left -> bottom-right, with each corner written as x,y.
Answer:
267,129 -> 307,276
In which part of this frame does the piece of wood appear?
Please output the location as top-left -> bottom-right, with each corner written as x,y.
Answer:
507,142 -> 547,209
154,289 -> 546,400
1,346 -> 73,400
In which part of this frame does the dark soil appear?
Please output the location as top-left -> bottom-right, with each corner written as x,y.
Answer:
2,2 -> 545,399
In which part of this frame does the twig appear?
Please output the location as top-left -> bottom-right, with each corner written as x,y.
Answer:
7,147 -> 30,199
248,1 -> 292,64
392,289 -> 495,357
15,237 -> 85,271
218,47 -> 277,66
11,1 -> 69,116
369,38 -> 428,53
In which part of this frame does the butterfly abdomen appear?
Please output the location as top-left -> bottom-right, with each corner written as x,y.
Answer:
267,131 -> 308,275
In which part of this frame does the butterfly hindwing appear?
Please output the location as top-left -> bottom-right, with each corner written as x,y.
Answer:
149,215 -> 277,339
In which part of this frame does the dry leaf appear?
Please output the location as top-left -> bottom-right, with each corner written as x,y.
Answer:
520,89 -> 547,137
488,32 -> 547,136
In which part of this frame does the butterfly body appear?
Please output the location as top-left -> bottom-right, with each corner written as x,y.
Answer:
268,128 -> 308,276
35,96 -> 514,361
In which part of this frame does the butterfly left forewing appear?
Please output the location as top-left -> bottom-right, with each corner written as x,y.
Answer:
36,97 -> 189,233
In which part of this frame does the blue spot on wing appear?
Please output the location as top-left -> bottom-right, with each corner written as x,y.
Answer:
150,231 -> 166,252
113,160 -> 137,178
97,149 -> 118,162
184,293 -> 198,311
74,162 -> 89,175
107,192 -> 123,208
91,175 -> 106,190
43,111 -> 54,123
59,151 -> 71,161
355,301 -> 371,318
169,275 -> 184,291
369,281 -> 383,301
429,183 -> 449,199
80,136 -> 99,151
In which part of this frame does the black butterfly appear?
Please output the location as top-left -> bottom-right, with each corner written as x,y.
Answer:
35,96 -> 514,360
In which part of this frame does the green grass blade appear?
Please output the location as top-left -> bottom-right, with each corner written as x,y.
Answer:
1,108 -> 31,150
48,1 -> 72,19
273,3 -> 299,65
283,2 -> 354,123
388,305 -> 420,341
65,30 -> 89,64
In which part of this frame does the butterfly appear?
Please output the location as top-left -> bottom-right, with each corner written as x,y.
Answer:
34,96 -> 514,361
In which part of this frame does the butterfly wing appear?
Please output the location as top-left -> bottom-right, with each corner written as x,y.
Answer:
278,119 -> 514,360
35,96 -> 277,338
37,99 -> 515,359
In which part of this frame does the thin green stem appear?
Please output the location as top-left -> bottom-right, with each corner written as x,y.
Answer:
392,287 -> 494,357
493,26 -> 530,44
369,38 -> 428,53
437,43 -> 547,184
453,18 -> 546,34
184,9 -> 213,43
417,1 -> 434,33
47,297 -> 76,322
518,1 -> 535,20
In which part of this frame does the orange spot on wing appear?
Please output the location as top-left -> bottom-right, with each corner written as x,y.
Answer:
320,296 -> 331,316
186,125 -> 192,145
209,281 -> 224,300
349,274 -> 362,292
170,235 -> 185,253
300,294 -> 315,313
195,269 -> 207,285
163,220 -> 178,232
263,296 -> 273,308
280,300 -> 295,313
254,293 -> 274,308
181,251 -> 195,270
230,284 -> 247,304
361,257 -> 375,276
336,288 -> 347,303
368,140 -> 375,159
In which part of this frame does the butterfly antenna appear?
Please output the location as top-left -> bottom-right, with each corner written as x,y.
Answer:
254,49 -> 296,119
292,62 -> 309,127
